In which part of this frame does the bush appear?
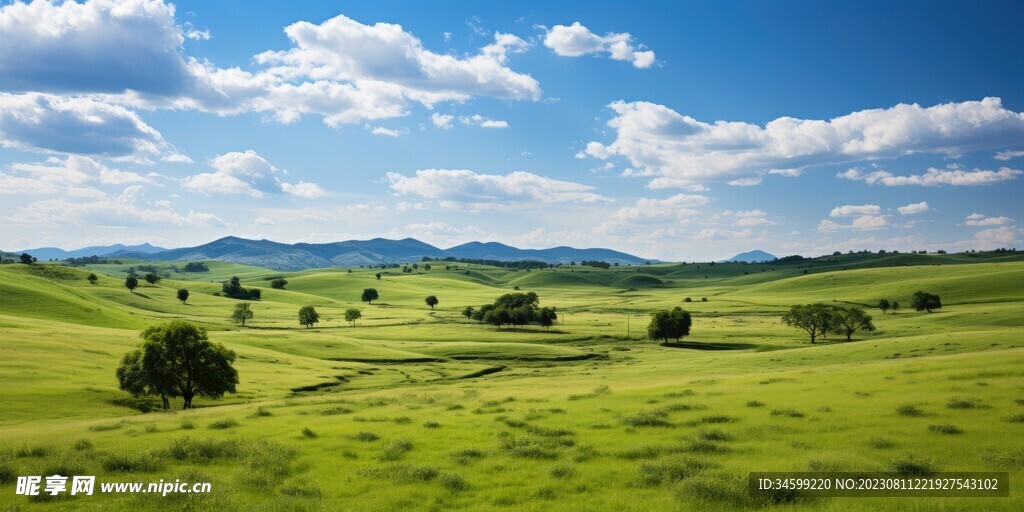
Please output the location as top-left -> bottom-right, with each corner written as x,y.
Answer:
208,418 -> 238,429
440,472 -> 469,491
352,431 -> 379,442
73,439 -> 93,451
361,463 -> 439,483
896,404 -> 924,416
889,455 -> 936,476
620,410 -> 672,427
379,439 -> 413,461
928,424 -> 963,435
301,428 -> 318,439
947,397 -> 982,409
549,463 -> 576,479
102,451 -> 164,472
637,456 -> 710,486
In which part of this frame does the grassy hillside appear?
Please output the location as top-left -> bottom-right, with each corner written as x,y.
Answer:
0,257 -> 1022,511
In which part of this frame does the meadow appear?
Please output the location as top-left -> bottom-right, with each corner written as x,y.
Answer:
1,253 -> 1022,511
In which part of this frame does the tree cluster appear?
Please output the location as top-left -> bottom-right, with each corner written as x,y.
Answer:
182,262 -> 210,272
222,276 -> 261,300
422,256 -> 551,270
647,307 -> 692,343
911,291 -> 942,313
781,304 -> 876,343
470,291 -> 557,329
580,260 -> 611,269
116,321 -> 238,410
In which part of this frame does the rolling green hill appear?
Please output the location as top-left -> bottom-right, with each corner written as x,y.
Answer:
0,254 -> 1022,511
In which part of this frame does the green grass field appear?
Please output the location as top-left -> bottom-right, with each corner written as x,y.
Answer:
1,254 -> 1022,511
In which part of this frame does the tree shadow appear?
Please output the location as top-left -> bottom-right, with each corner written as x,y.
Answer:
132,292 -> 153,300
659,341 -> 756,351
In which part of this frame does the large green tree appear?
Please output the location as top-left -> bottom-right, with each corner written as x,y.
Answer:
647,307 -> 692,343
117,321 -> 238,410
781,304 -> 838,343
344,308 -> 362,326
361,288 -> 379,304
911,291 -> 942,313
298,305 -> 320,328
832,306 -> 876,341
177,289 -> 189,304
231,303 -> 254,326
425,295 -> 439,309
125,276 -> 139,293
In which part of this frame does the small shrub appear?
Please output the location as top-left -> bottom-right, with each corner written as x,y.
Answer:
102,451 -> 164,472
0,461 -> 17,484
352,431 -> 379,442
179,419 -> 195,430
687,441 -> 721,453
208,418 -> 238,430
947,397 -> 982,409
301,428 -> 318,439
88,422 -> 124,432
637,456 -> 710,486
1007,413 -> 1024,423
279,484 -> 322,498
620,410 -> 672,427
393,416 -> 412,424
866,437 -> 896,449
673,473 -> 751,507
770,409 -> 804,418
698,429 -> 732,442
423,421 -> 441,429
361,463 -> 438,483
889,455 -> 936,476
320,407 -> 353,416
440,472 -> 468,491
15,445 -> 49,458
451,447 -> 485,465
73,439 -> 93,451
746,400 -> 765,408
379,439 -> 413,461
549,463 -> 576,479
700,415 -> 737,424
251,407 -> 273,417
896,404 -> 924,416
928,424 -> 963,435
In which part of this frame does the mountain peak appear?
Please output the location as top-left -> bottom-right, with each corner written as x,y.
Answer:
722,250 -> 777,263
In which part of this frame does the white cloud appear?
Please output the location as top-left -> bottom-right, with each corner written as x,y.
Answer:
543,22 -> 656,68
830,204 -> 882,217
0,93 -> 184,161
430,113 -> 454,129
838,166 -> 1022,186
961,225 -> 1022,250
460,114 -> 509,128
366,125 -> 409,137
583,98 -> 1024,186
897,202 -> 931,215
609,194 -> 710,223
964,213 -> 1012,226
694,228 -> 756,240
0,2 -> 541,129
727,177 -> 761,186
995,150 -> 1024,161
818,214 -> 888,232
280,181 -> 328,198
385,169 -> 608,209
182,150 -> 325,198
0,155 -> 155,196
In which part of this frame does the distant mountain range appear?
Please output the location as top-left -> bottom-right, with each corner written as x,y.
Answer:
11,236 -> 656,270
722,250 -> 777,263
14,243 -> 167,261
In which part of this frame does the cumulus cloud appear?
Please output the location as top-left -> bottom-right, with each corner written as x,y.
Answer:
964,213 -> 1012,226
582,98 -> 1024,187
366,125 -> 409,137
460,114 -> 509,128
0,155 -> 155,197
609,194 -> 710,223
994,150 -> 1024,161
0,1 -> 540,129
897,202 -> 931,215
385,169 -> 608,209
430,113 -> 454,129
838,166 -> 1022,186
693,228 -> 756,240
818,214 -> 888,232
543,22 -> 656,68
0,93 -> 185,161
830,204 -> 882,217
719,209 -> 772,226
727,177 -> 761,186
181,150 -> 326,198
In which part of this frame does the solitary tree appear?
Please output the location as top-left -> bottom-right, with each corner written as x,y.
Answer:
144,273 -> 162,284
537,307 -> 558,330
647,307 -> 692,343
231,303 -> 254,326
19,253 -> 34,265
911,291 -> 942,313
125,276 -> 139,293
87,273 -> 98,285
177,289 -> 189,304
344,308 -> 362,326
375,272 -> 382,280
361,288 -> 379,304
117,321 -> 238,409
891,301 -> 900,315
878,299 -> 890,315
298,305 -> 319,328
462,306 -> 475,320
781,304 -> 838,343
270,278 -> 288,289
425,295 -> 439,309
832,306 -> 876,341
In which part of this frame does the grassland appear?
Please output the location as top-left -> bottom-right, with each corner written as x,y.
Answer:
1,253 -> 1022,511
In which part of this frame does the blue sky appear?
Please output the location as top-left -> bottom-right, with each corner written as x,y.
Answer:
1,0 -> 1022,260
